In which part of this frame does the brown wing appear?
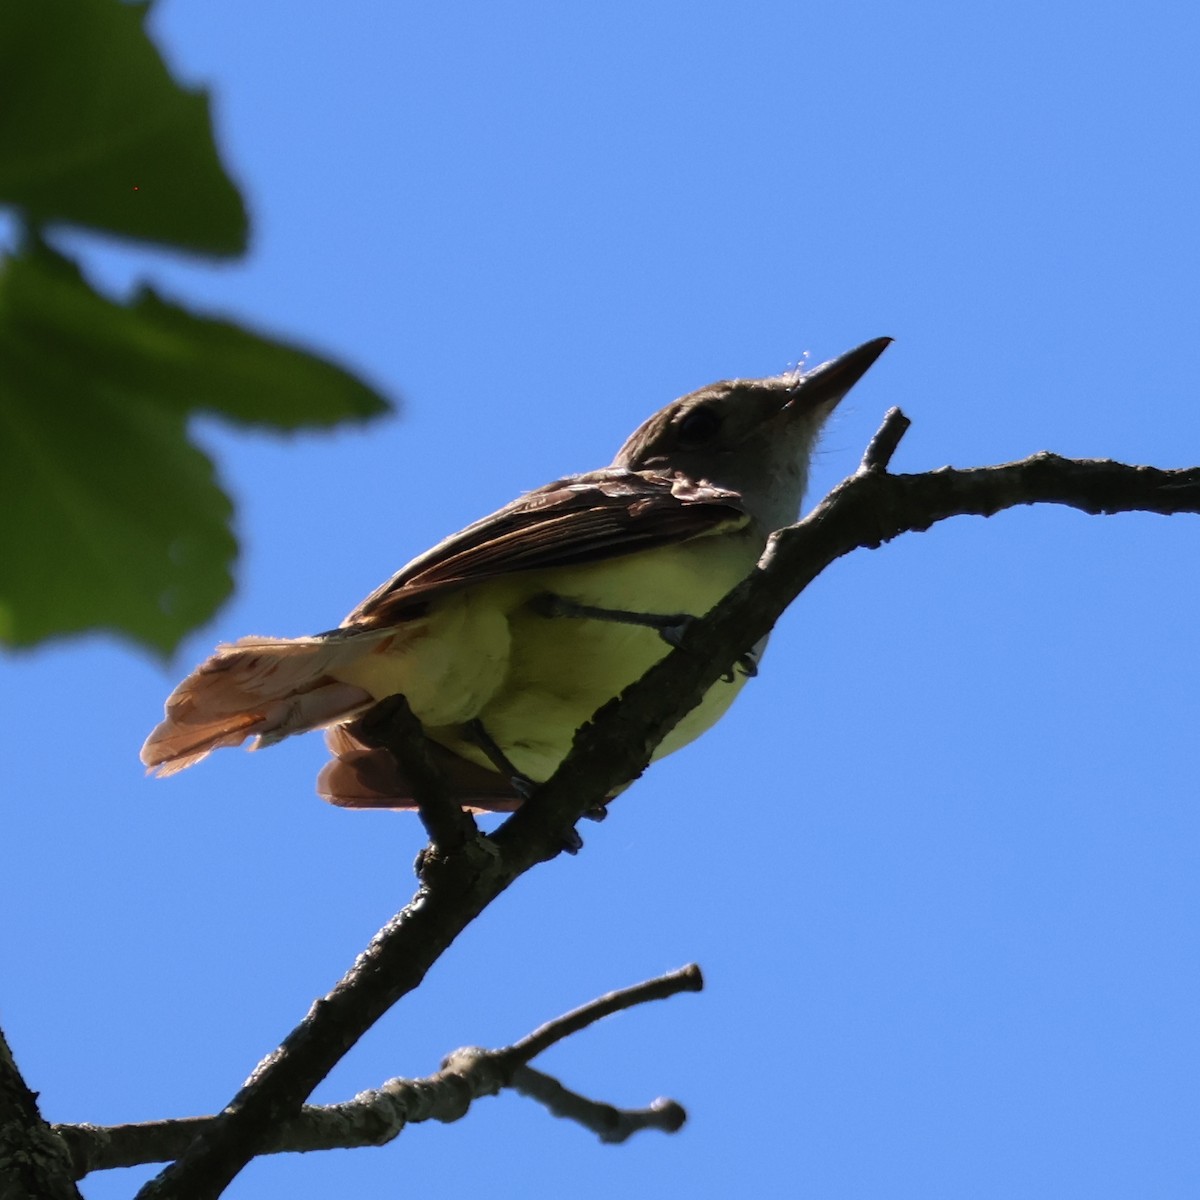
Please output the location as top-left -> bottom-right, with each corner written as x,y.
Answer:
344,468 -> 750,629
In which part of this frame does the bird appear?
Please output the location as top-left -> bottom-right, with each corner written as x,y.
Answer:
142,337 -> 890,811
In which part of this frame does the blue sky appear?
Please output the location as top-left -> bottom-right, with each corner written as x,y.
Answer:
3,2 -> 1198,1197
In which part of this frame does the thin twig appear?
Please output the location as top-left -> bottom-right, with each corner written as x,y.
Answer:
858,405 -> 911,472
505,963 -> 703,1064
56,967 -> 695,1178
509,1065 -> 687,1144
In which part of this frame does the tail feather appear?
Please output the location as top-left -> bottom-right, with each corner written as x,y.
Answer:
317,723 -> 524,813
142,634 -> 378,776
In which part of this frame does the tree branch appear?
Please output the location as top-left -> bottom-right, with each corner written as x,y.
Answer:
136,412 -> 1200,1199
56,966 -> 700,1178
858,405 -> 911,472
351,693 -> 478,853
500,962 -> 703,1065
0,1024 -> 83,1200
509,1066 -> 686,1144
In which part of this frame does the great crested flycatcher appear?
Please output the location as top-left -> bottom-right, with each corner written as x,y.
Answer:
142,337 -> 890,810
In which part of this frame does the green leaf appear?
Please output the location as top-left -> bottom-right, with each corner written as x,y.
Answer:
0,0 -> 247,257
0,369 -> 235,656
0,246 -> 393,655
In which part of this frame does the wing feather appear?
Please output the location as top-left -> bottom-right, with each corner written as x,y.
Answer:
345,469 -> 749,629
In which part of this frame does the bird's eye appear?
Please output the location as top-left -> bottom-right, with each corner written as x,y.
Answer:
677,404 -> 722,446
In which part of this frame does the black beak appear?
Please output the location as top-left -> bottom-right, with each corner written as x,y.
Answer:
792,336 -> 892,411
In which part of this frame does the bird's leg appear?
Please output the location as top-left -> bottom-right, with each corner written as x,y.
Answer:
531,593 -> 759,683
462,719 -> 587,853
530,592 -> 692,643
463,719 -> 536,799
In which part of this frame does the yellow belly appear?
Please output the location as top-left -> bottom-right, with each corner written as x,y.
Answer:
435,529 -> 765,781
333,587 -> 514,727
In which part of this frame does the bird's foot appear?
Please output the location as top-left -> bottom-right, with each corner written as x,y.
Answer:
463,720 -> 537,799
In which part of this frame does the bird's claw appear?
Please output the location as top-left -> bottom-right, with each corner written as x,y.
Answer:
657,615 -> 695,649
722,652 -> 759,683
